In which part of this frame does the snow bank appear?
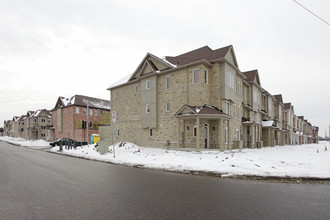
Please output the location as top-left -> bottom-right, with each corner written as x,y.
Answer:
49,141 -> 330,179
0,136 -> 50,149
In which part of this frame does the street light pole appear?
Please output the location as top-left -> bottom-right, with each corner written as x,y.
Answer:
87,102 -> 89,146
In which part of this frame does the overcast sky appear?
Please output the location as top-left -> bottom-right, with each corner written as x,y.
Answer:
1,0 -> 329,137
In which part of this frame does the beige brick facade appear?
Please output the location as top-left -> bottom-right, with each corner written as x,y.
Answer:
107,45 -> 319,149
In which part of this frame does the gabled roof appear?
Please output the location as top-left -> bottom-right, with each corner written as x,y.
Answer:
26,111 -> 35,117
54,95 -> 110,110
17,115 -> 27,122
283,103 -> 291,110
12,116 -> 19,122
242,70 -> 261,86
274,94 -> 283,104
31,109 -> 52,118
165,45 -> 235,67
175,104 -> 228,117
128,53 -> 174,82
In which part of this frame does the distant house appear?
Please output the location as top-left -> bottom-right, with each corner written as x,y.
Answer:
3,120 -> 13,137
52,95 -> 110,142
12,115 -> 26,138
25,109 -> 54,141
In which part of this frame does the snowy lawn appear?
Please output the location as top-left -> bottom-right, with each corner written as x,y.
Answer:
0,136 -> 50,149
48,140 -> 330,179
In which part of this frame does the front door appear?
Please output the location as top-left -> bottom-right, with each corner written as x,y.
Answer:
204,124 -> 209,149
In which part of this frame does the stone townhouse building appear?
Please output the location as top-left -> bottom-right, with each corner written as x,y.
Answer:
12,115 -> 26,138
107,45 -> 318,150
52,95 -> 110,143
3,120 -> 13,137
24,109 -> 54,141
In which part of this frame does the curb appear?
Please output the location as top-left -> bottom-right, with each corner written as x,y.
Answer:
47,149 -> 330,184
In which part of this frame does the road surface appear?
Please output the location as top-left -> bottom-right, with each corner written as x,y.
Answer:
1,141 -> 330,219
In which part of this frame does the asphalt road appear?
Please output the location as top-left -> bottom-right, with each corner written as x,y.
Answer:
1,141 -> 330,220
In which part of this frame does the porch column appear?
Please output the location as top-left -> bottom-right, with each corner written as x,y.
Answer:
196,117 -> 200,148
177,118 -> 180,148
268,128 -> 271,147
219,118 -> 224,152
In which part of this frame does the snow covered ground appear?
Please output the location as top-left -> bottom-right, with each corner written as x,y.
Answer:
0,136 -> 50,149
46,140 -> 330,179
1,136 -> 329,179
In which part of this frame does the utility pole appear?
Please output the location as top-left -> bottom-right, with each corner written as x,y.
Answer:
87,102 -> 89,146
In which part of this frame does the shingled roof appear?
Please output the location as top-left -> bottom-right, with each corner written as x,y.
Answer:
242,70 -> 260,85
283,103 -> 292,110
54,95 -> 110,110
274,94 -> 283,103
165,45 -> 232,66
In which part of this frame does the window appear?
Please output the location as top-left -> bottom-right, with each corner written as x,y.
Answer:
117,110 -> 119,117
48,120 -> 51,123
82,120 -> 87,129
237,81 -> 241,95
230,73 -> 235,89
225,127 -> 228,144
193,126 -> 197,137
226,69 -> 235,89
204,70 -> 208,84
22,122 -> 24,125
89,121 -> 93,128
100,110 -> 103,116
225,101 -> 230,115
166,76 -> 170,90
18,122 -> 20,125
94,109 -> 98,116
90,109 -> 93,116
135,85 -> 138,94
146,80 -> 150,90
234,104 -> 237,119
146,104 -> 150,113
149,128 -> 153,137
41,119 -> 46,123
83,107 -> 87,115
244,87 -> 247,100
41,133 -> 45,138
166,102 -> 170,112
236,129 -> 240,141
76,107 -> 79,114
193,69 -> 199,84
116,91 -> 119,99
34,119 -> 37,123
41,126 -> 45,130
117,130 -> 120,136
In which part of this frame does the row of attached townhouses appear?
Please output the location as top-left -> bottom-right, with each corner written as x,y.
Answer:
107,45 -> 318,150
3,95 -> 110,143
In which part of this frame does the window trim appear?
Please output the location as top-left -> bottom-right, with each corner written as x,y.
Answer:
166,76 -> 170,90
225,101 -> 230,115
166,102 -> 170,112
146,104 -> 150,114
236,129 -> 240,141
193,69 -> 199,84
146,80 -> 151,90
204,70 -> 208,84
135,84 -> 138,94
193,126 -> 197,137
